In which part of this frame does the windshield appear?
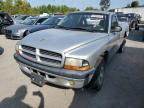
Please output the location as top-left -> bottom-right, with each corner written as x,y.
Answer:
20,17 -> 37,25
41,17 -> 63,25
15,16 -> 28,20
117,16 -> 128,22
57,13 -> 109,33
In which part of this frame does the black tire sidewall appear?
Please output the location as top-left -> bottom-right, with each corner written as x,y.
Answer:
88,60 -> 105,91
118,40 -> 126,53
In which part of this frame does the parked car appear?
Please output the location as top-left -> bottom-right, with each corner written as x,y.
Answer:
126,13 -> 139,30
0,46 -> 4,55
0,12 -> 14,34
14,11 -> 125,91
14,15 -> 30,24
11,15 -> 19,19
117,14 -> 129,37
5,16 -> 49,39
136,14 -> 141,23
24,15 -> 64,36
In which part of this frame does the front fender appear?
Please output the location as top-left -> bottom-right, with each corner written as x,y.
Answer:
65,37 -> 109,67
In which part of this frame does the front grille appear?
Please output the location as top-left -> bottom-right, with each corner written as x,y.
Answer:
23,51 -> 36,58
5,30 -> 12,35
40,57 -> 61,65
40,49 -> 62,59
21,45 -> 36,52
5,30 -> 12,37
20,45 -> 63,67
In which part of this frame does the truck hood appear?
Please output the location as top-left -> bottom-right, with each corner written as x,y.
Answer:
21,29 -> 108,53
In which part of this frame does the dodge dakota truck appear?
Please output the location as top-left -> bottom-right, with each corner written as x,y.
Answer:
14,11 -> 126,91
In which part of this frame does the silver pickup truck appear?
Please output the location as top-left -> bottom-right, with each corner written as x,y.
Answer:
14,11 -> 126,91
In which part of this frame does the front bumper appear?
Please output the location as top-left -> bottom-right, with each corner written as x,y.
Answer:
14,54 -> 95,88
5,34 -> 22,39
5,30 -> 23,40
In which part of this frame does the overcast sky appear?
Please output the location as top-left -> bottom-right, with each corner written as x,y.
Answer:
27,0 -> 144,10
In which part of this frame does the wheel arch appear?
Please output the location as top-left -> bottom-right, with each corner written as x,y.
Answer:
23,30 -> 29,37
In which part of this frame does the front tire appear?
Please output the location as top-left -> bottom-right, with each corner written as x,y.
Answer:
88,59 -> 105,91
23,30 -> 30,38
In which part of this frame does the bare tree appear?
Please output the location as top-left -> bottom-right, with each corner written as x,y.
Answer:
99,0 -> 110,11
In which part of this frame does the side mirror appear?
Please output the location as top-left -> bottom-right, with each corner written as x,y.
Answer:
111,26 -> 122,32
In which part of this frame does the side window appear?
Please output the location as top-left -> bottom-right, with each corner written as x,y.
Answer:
36,18 -> 47,24
111,15 -> 118,29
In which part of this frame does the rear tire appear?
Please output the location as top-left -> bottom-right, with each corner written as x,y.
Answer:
124,32 -> 129,38
135,26 -> 139,30
118,40 -> 126,53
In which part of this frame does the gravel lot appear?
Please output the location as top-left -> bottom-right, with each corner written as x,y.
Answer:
0,29 -> 144,108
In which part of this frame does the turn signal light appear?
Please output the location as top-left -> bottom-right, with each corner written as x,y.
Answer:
16,50 -> 20,55
64,65 -> 92,71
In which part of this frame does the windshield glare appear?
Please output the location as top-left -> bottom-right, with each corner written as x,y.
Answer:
20,18 -> 37,25
41,17 -> 63,25
57,13 -> 108,32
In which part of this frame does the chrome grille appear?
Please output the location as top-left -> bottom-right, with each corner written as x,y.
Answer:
21,45 -> 36,52
20,45 -> 63,67
40,57 -> 61,65
40,49 -> 62,59
22,52 -> 36,59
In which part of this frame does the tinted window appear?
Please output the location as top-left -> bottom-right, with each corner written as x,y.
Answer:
20,17 -> 37,25
42,17 -> 63,25
16,16 -> 29,20
35,18 -> 47,24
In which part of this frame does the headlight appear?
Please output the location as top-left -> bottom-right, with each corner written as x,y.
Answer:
16,29 -> 25,35
64,57 -> 92,71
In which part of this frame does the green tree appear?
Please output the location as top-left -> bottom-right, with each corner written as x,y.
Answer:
131,0 -> 139,7
2,0 -> 13,14
0,0 -> 79,15
0,0 -> 4,11
99,0 -> 110,11
85,6 -> 94,11
14,0 -> 31,14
